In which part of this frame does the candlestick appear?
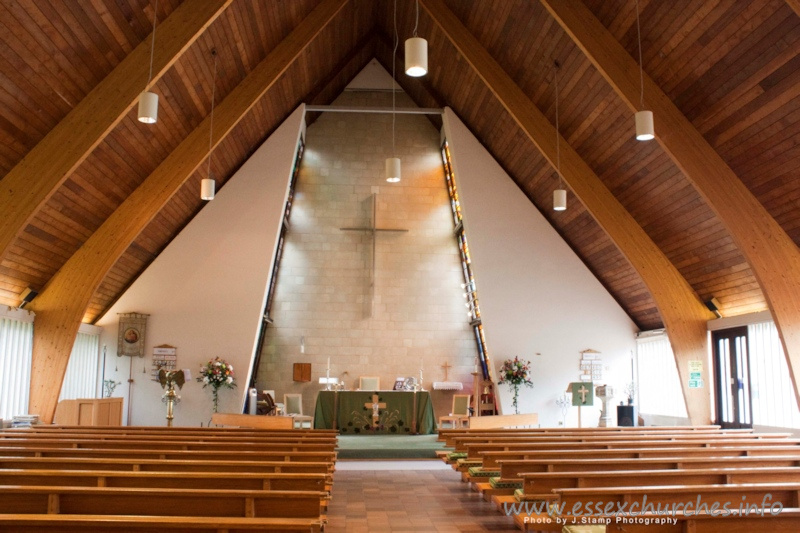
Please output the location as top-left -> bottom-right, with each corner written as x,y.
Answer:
327,356 -> 331,372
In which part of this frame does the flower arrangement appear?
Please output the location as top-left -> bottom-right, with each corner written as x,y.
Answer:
103,379 -> 121,398
197,357 -> 236,412
497,356 -> 533,414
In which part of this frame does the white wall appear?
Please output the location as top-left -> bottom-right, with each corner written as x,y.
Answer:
95,106 -> 305,427
443,108 -> 638,427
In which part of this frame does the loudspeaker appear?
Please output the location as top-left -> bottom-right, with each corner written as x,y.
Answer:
19,287 -> 38,308
704,297 -> 722,318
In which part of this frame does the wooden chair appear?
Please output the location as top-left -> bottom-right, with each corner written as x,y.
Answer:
256,392 -> 277,416
439,394 -> 471,429
283,394 -> 313,429
358,376 -> 380,390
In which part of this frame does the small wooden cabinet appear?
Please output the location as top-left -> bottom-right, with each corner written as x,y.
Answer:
54,398 -> 123,426
293,362 -> 311,382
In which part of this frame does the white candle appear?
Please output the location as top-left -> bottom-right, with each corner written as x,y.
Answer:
327,357 -> 330,372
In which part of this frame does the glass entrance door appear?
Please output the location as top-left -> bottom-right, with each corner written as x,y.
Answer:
712,326 -> 753,429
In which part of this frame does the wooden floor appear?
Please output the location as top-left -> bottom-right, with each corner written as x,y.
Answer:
327,461 -> 518,532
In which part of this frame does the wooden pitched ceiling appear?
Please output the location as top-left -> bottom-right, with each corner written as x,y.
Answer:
0,1 -> 798,364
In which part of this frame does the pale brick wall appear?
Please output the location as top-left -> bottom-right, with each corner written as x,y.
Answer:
256,91 -> 478,418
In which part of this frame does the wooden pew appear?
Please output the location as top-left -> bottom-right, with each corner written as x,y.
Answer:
438,425 -> 727,443
509,483 -> 800,531
450,432 -> 790,453
0,515 -> 325,532
0,456 -> 334,474
0,447 -> 337,464
0,486 -> 327,518
519,467 -> 800,496
481,445 -> 800,471
0,438 -> 337,453
0,432 -> 338,444
497,454 -> 800,481
0,468 -> 329,492
462,438 -> 800,460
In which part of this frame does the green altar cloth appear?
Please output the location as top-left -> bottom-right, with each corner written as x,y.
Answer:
313,390 -> 436,435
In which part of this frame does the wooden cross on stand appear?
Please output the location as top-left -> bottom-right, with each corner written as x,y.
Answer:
364,393 -> 387,428
441,361 -> 451,381
340,192 -> 408,318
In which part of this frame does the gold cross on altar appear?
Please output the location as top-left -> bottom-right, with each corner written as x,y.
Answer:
441,361 -> 452,381
364,393 -> 387,427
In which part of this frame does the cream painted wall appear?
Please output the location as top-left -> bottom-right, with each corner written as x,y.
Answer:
443,108 -> 638,427
95,106 -> 305,426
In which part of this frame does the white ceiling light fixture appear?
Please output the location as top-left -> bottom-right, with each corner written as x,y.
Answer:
138,0 -> 159,124
553,62 -> 567,212
405,0 -> 427,77
386,0 -> 401,183
201,50 -> 218,201
634,0 -> 654,141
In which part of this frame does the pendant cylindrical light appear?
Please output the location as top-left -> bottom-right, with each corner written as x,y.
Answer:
405,37 -> 428,77
386,157 -> 401,183
201,177 -> 215,200
635,110 -> 654,141
137,91 -> 158,123
553,188 -> 567,211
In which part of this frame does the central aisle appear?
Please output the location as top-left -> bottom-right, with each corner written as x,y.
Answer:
326,460 -> 519,532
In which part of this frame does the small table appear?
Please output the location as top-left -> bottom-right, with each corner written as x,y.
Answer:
313,390 -> 436,434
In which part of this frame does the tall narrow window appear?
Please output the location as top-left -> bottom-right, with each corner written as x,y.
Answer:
250,139 -> 305,386
441,141 -> 490,379
748,321 -> 800,428
0,312 -> 34,420
636,333 -> 688,418
60,331 -> 101,400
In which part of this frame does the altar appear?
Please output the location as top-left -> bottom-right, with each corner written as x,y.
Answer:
313,390 -> 436,434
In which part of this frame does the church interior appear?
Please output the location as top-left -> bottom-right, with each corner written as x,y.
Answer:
1,0 -> 799,531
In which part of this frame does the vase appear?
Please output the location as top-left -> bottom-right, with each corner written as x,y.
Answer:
212,387 -> 219,413
512,383 -> 520,415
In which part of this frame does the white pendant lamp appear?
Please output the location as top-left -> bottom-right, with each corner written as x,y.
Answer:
553,189 -> 567,211
138,0 -> 159,124
201,50 -> 218,201
405,37 -> 427,77
553,62 -> 567,212
387,0 -> 401,183
634,0 -> 654,141
386,157 -> 401,183
405,0 -> 428,77
201,177 -> 215,200
635,110 -> 654,141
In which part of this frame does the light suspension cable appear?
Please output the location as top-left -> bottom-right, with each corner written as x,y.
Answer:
553,61 -> 566,211
634,0 -> 654,141
201,50 -> 218,201
137,0 -> 159,123
405,0 -> 428,76
386,0 -> 401,183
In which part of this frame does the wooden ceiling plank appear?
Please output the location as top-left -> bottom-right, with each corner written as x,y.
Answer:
25,0 -> 348,424
422,0 -> 713,423
542,0 -> 800,408
0,0 -> 232,272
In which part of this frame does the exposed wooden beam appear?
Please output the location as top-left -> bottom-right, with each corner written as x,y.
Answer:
541,0 -> 800,410
786,0 -> 800,18
0,0 -> 232,269
420,0 -> 714,423
27,0 -> 348,423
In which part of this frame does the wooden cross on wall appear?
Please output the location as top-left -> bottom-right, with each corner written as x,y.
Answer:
364,393 -> 386,427
441,361 -> 451,381
340,192 -> 408,317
